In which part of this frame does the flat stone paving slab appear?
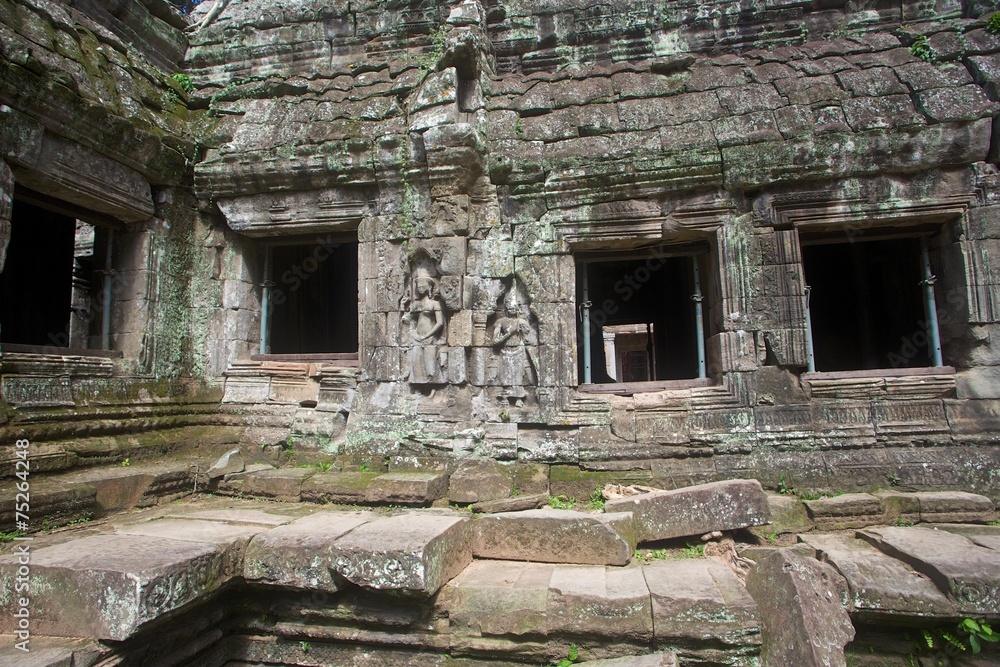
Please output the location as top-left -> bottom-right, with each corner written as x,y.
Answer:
164,508 -> 297,526
472,508 -> 636,565
244,510 -> 375,591
859,526 -> 1000,615
330,512 -> 471,595
0,533 -> 228,641
604,480 -> 769,542
800,533 -> 957,618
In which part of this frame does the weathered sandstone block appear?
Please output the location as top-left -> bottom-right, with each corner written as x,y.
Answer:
330,512 -> 471,595
746,549 -> 855,667
244,511 -> 375,591
604,480 -> 769,542
472,508 -> 636,565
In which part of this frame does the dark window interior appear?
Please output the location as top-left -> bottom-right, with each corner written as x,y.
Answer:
578,255 -> 699,383
803,237 -> 931,371
0,200 -> 77,346
269,242 -> 358,354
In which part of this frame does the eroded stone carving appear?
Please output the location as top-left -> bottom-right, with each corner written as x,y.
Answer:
491,278 -> 538,406
403,250 -> 449,386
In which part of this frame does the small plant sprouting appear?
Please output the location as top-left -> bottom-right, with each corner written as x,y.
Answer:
909,35 -> 935,62
359,462 -> 371,473
777,472 -> 797,496
889,472 -> 901,487
120,457 -> 131,467
585,487 -> 605,511
554,643 -> 580,667
634,548 -> 669,562
0,530 -> 26,543
960,618 -> 999,654
171,71 -> 193,93
680,543 -> 705,559
986,12 -> 1000,35
300,640 -> 310,653
548,495 -> 576,510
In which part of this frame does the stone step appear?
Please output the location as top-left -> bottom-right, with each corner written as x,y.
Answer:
441,558 -> 758,666
471,508 -> 637,565
0,457 -> 215,532
858,525 -> 1000,615
0,506 -> 472,641
802,491 -> 996,529
799,533 -> 958,618
216,467 -> 451,506
604,479 -> 770,542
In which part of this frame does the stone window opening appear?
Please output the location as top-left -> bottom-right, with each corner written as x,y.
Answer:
801,231 -> 946,374
255,236 -> 359,359
0,190 -> 121,357
576,246 -> 712,391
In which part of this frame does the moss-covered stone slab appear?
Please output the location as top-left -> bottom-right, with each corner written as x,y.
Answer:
471,508 -> 636,565
330,512 -> 471,595
244,510 -> 376,592
0,534 -> 228,641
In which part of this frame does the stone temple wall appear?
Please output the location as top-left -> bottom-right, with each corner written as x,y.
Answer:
1,0 -> 1000,495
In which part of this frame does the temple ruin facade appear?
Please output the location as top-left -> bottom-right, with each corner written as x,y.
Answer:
1,0 -> 1000,664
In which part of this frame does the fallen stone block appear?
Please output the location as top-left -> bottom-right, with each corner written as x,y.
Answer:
578,654 -> 678,667
365,472 -> 449,506
913,491 -> 995,524
449,458 -> 510,503
0,635 -> 104,667
644,560 -> 760,650
802,493 -> 882,529
472,508 -> 636,566
604,480 -> 769,542
746,549 -> 855,667
301,471 -> 381,504
470,493 -> 548,514
859,526 -> 1000,615
0,534 -> 228,641
207,448 -> 244,479
799,533 -> 957,618
244,511 -> 375,591
330,512 -> 471,595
